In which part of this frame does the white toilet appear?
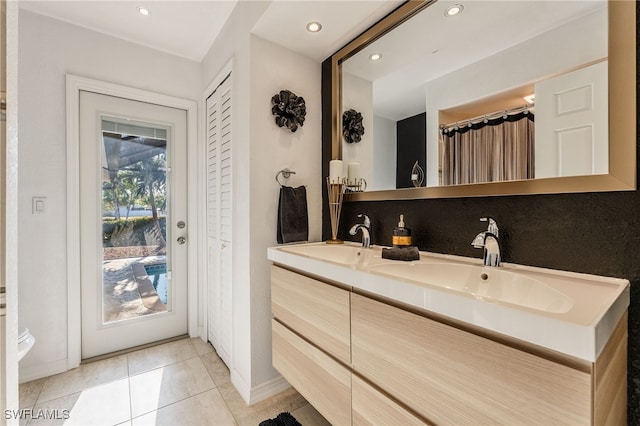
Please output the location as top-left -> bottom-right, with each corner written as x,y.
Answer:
18,327 -> 35,361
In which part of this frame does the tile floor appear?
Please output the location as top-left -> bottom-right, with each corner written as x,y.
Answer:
19,338 -> 330,426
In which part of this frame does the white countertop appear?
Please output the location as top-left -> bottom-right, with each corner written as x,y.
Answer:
267,242 -> 629,362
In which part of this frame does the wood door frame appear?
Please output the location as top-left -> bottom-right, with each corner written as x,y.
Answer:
65,74 -> 198,369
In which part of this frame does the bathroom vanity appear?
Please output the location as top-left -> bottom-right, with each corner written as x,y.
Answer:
267,242 -> 629,425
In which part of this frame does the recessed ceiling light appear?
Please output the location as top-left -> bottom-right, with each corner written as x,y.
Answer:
524,94 -> 536,104
445,4 -> 464,17
137,6 -> 150,16
306,21 -> 322,33
369,53 -> 382,61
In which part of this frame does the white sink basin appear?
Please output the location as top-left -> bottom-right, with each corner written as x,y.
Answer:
279,244 -> 370,265
268,242 -> 629,361
368,262 -> 573,313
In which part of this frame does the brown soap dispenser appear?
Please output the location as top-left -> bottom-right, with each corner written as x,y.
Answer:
392,214 -> 412,247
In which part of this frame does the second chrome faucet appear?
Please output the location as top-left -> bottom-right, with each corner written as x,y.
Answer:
471,217 -> 501,267
349,214 -> 371,248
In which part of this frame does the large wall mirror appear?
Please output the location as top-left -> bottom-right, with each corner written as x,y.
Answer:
330,0 -> 635,201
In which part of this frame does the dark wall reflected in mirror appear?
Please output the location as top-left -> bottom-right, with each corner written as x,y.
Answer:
396,113 -> 425,189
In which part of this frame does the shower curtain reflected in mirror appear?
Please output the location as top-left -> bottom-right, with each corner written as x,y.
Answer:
441,112 -> 535,185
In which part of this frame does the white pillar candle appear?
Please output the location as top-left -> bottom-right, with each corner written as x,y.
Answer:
329,160 -> 344,183
347,162 -> 360,185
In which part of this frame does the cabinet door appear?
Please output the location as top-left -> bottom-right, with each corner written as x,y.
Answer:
272,320 -> 351,426
352,375 -> 428,426
351,294 -> 591,425
271,266 -> 351,363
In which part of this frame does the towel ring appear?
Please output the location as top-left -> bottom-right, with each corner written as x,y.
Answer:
276,168 -> 296,186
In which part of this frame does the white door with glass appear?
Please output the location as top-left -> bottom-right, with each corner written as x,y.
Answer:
79,91 -> 188,359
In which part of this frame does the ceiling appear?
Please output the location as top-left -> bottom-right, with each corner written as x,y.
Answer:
252,1 -> 402,62
342,0 -> 607,120
18,0 -> 402,62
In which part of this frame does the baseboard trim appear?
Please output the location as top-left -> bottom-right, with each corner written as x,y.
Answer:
230,369 -> 251,404
229,370 -> 291,405
19,358 -> 69,384
249,374 -> 292,405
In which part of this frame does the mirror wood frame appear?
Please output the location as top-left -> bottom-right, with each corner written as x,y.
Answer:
331,0 -> 636,201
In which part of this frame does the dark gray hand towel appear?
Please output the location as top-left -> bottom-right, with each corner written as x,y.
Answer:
382,246 -> 420,261
277,185 -> 309,244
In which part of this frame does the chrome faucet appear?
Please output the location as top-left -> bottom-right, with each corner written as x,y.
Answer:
471,217 -> 501,267
349,214 -> 371,248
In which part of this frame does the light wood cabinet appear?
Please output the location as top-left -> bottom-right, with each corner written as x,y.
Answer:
272,320 -> 351,426
271,265 -> 351,363
352,293 -> 592,425
352,375 -> 428,426
271,266 -> 627,425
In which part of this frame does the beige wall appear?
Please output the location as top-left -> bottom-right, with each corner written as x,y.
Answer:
249,33 -> 322,388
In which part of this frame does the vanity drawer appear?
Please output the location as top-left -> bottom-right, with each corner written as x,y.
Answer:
351,293 -> 591,425
272,320 -> 351,426
271,265 -> 351,364
352,375 -> 428,426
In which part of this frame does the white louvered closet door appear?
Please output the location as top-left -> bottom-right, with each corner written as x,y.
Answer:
206,73 -> 233,367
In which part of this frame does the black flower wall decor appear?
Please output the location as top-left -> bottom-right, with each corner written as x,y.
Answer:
342,109 -> 365,143
271,90 -> 306,133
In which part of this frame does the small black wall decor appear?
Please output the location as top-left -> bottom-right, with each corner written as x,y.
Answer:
271,89 -> 306,132
342,109 -> 365,143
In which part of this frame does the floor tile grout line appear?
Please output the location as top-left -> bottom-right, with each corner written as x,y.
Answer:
127,352 -> 201,383
209,374 -> 240,425
31,376 -> 133,410
127,376 -> 134,424
126,352 -> 134,424
127,352 -> 204,381
199,347 -> 233,387
127,344 -> 217,421
195,348 -> 242,425
200,351 -> 227,387
33,368 -> 131,406
128,382 -> 219,422
126,340 -> 201,378
29,378 -> 46,409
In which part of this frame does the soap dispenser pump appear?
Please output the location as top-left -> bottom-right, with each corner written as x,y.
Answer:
392,214 -> 412,247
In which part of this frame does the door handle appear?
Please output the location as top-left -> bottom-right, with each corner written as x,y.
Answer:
177,236 -> 186,245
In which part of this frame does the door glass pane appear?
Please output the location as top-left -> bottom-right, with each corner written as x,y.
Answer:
101,118 -> 171,323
